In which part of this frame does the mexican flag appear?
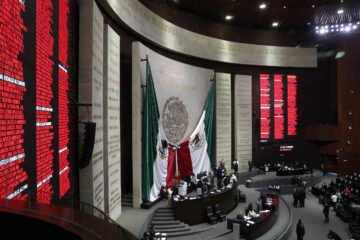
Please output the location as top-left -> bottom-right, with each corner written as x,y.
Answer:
142,60 -> 215,202
176,82 -> 216,180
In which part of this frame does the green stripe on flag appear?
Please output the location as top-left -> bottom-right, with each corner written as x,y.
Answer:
204,82 -> 216,169
142,60 -> 159,201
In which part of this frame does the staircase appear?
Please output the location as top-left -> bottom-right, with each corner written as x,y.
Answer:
122,193 -> 133,207
151,207 -> 193,237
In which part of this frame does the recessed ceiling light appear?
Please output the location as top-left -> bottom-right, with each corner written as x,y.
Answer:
337,9 -> 344,14
312,5 -> 315,8
272,22 -> 279,27
308,22 -> 311,25
225,15 -> 234,21
259,3 -> 266,9
283,6 -> 286,9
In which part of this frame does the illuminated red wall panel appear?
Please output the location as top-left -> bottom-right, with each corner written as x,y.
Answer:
58,0 -> 70,198
260,74 -> 271,140
0,0 -> 28,200
36,0 -> 54,203
287,75 -> 297,135
260,74 -> 297,142
274,75 -> 284,139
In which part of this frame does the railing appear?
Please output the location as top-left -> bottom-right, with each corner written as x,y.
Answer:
0,186 -> 136,240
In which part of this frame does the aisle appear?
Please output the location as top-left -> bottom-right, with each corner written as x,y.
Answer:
283,190 -> 352,240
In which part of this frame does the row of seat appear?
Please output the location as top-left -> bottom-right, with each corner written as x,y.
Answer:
312,173 -> 360,240
206,204 -> 226,224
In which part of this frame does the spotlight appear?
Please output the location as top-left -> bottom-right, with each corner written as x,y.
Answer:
345,26 -> 351,32
353,26 -> 358,29
272,22 -> 279,27
225,15 -> 234,21
259,3 -> 266,9
337,9 -> 344,14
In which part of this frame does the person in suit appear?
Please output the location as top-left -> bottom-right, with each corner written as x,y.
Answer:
233,159 -> 239,174
148,225 -> 155,239
236,210 -> 245,220
299,187 -> 306,207
323,203 -> 330,223
293,187 -> 299,207
248,160 -> 253,172
296,219 -> 305,240
142,232 -> 151,240
257,198 -> 263,211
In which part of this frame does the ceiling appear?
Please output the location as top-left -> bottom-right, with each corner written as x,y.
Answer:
155,0 -> 360,29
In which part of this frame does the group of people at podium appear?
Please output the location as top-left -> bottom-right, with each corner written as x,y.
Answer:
158,160 -> 238,203
233,192 -> 277,227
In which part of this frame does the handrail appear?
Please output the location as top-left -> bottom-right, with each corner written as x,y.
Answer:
0,186 -> 136,240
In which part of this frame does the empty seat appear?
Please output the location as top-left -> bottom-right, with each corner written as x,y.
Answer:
206,206 -> 217,224
214,204 -> 226,222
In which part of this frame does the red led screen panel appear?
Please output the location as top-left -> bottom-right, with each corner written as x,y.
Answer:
260,74 -> 271,140
287,75 -> 297,136
58,0 -> 70,198
260,74 -> 297,142
36,0 -> 54,203
273,75 -> 284,139
0,0 -> 28,200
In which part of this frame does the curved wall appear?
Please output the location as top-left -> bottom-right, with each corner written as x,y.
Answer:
100,0 -> 317,68
96,0 -> 336,195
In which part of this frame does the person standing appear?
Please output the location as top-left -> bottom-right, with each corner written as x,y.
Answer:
299,187 -> 306,208
331,193 -> 338,210
293,187 -> 299,207
296,219 -> 305,240
248,159 -> 253,172
233,159 -> 239,175
323,203 -> 330,223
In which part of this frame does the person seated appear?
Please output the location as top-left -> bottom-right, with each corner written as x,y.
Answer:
256,198 -> 263,211
236,211 -> 245,220
327,230 -> 342,240
148,225 -> 155,239
142,231 -> 151,240
159,186 -> 167,199
229,174 -> 237,184
201,183 -> 209,197
343,187 -> 351,196
248,209 -> 260,218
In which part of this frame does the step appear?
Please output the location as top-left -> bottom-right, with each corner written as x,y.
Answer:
154,212 -> 174,217
152,216 -> 176,221
122,202 -> 132,207
155,227 -> 191,234
122,198 -> 133,203
165,231 -> 196,237
151,220 -> 181,225
153,224 -> 187,230
156,208 -> 174,213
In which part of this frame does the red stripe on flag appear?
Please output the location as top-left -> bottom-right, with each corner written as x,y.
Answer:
177,138 -> 193,180
166,146 -> 175,189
